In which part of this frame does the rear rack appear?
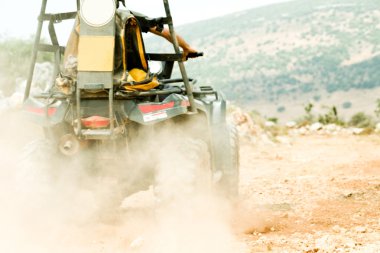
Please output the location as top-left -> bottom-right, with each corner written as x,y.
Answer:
33,86 -> 218,100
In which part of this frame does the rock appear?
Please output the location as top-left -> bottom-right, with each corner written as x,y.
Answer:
266,242 -> 273,251
315,235 -> 337,252
310,122 -> 323,132
343,192 -> 354,198
324,124 -> 340,134
304,249 -> 319,253
130,236 -> 144,249
351,128 -> 364,135
260,134 -> 276,146
344,240 -> 356,249
286,121 -> 297,128
230,108 -> 264,138
332,225 -> 342,233
325,124 -> 337,131
354,226 -> 367,233
265,121 -> 276,127
276,136 -> 292,145
298,127 -> 308,135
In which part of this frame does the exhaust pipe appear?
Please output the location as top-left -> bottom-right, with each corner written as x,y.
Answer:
58,134 -> 80,156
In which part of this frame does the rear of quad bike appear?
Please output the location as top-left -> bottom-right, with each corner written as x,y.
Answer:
23,86 -> 240,200
22,0 -> 239,201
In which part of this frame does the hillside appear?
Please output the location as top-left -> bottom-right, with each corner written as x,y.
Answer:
147,0 -> 380,121
1,0 -> 380,121
0,37 -> 52,96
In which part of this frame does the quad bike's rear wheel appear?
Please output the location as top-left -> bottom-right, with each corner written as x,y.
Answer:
166,114 -> 239,199
211,124 -> 239,199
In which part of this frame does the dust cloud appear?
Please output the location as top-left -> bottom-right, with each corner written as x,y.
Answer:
0,49 -> 255,252
0,107 -> 248,253
121,122 -> 246,253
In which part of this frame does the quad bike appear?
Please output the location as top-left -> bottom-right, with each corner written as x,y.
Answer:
23,0 -> 239,198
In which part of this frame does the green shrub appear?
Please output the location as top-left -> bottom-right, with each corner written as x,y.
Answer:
349,112 -> 374,128
374,99 -> 380,119
267,117 -> 278,124
318,106 -> 345,125
0,37 -> 53,95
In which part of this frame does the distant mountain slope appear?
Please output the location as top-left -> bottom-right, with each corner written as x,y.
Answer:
146,0 -> 380,115
1,0 -> 379,121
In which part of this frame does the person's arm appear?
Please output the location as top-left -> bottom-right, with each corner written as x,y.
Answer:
149,27 -> 198,61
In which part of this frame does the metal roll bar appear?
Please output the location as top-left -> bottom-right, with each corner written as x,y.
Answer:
163,0 -> 197,113
25,0 -> 198,116
24,0 -> 79,101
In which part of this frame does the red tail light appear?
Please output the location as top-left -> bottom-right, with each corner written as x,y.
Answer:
26,106 -> 57,116
138,101 -> 175,114
81,116 -> 110,129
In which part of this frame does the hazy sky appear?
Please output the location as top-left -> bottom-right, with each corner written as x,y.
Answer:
0,0 -> 290,40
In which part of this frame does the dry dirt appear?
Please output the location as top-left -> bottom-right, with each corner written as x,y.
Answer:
1,112 -> 380,252
238,134 -> 380,252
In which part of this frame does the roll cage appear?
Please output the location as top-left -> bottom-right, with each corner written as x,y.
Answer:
24,0 -> 202,112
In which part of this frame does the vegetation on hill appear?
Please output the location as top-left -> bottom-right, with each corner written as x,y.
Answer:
1,0 -> 380,109
0,38 -> 52,95
147,0 -> 380,105
0,38 -> 33,95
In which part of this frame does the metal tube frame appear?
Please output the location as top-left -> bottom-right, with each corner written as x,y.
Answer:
163,0 -> 197,113
25,0 -> 197,138
24,0 -> 79,101
24,0 -> 48,101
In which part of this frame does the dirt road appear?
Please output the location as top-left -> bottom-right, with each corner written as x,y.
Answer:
238,133 -> 380,252
1,112 -> 380,252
